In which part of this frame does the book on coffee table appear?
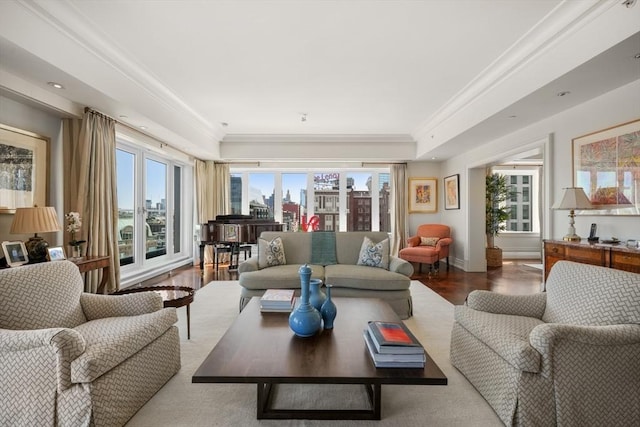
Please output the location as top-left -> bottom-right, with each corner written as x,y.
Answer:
363,330 -> 425,368
260,289 -> 295,312
367,321 -> 424,354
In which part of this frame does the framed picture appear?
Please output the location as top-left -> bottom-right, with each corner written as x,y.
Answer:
572,118 -> 640,216
1,241 -> 29,267
47,246 -> 66,261
409,177 -> 437,213
0,124 -> 49,214
444,174 -> 460,210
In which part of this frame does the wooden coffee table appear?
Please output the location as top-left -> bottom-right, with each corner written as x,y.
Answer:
192,297 -> 447,420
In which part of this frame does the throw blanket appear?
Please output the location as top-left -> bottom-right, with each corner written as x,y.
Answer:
310,231 -> 337,265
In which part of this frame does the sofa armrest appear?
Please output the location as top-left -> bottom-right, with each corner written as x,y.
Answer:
530,323 -> 640,378
0,328 -> 86,392
406,236 -> 420,247
389,256 -> 414,277
238,256 -> 259,273
80,292 -> 163,320
466,290 -> 546,318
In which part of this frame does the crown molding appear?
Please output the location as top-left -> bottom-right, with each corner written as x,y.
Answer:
222,133 -> 415,144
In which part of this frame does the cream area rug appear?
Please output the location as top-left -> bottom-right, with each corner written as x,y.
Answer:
125,281 -> 502,427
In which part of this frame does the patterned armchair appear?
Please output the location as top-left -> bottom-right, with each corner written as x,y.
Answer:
450,261 -> 640,426
0,261 -> 181,427
399,224 -> 452,273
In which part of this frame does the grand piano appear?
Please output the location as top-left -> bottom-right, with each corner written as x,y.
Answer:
199,215 -> 283,270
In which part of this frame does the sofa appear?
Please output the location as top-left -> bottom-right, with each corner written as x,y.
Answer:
0,261 -> 181,427
238,231 -> 414,318
450,260 -> 640,427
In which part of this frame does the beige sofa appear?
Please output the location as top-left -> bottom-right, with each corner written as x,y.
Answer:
450,261 -> 640,426
238,231 -> 414,318
0,261 -> 181,427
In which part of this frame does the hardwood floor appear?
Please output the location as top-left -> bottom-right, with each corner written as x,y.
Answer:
131,258 -> 543,306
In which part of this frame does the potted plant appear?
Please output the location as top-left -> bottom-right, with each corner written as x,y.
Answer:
485,173 -> 513,267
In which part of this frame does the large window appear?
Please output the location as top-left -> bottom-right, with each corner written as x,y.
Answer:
229,168 -> 390,232
116,139 -> 192,276
493,166 -> 540,233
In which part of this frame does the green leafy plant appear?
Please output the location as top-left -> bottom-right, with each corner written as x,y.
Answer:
485,173 -> 514,249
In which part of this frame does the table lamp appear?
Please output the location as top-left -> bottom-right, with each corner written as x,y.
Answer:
10,206 -> 62,263
552,187 -> 593,242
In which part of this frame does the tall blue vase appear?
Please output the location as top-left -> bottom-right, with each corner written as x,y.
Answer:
321,284 -> 337,330
309,278 -> 326,311
289,264 -> 322,337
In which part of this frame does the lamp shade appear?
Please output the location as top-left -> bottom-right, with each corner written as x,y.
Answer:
552,187 -> 593,210
10,206 -> 62,234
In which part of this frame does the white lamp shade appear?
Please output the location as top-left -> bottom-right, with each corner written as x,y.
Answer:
552,187 -> 593,210
10,206 -> 62,234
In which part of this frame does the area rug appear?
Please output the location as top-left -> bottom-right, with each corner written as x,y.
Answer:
125,281 -> 501,426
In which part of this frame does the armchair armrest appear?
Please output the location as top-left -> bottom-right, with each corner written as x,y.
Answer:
0,328 -> 86,392
466,290 -> 547,318
389,256 -> 414,277
406,236 -> 420,247
238,256 -> 259,273
80,292 -> 163,320
435,237 -> 453,249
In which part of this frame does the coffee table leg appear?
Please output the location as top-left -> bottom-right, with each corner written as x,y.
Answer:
257,382 -> 274,419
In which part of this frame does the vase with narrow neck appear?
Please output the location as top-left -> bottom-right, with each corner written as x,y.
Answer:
321,284 -> 337,330
289,264 -> 322,337
309,278 -> 326,311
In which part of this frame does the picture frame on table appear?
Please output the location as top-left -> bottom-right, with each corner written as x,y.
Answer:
1,240 -> 29,267
444,174 -> 460,210
408,177 -> 437,213
572,118 -> 640,216
0,124 -> 49,214
47,246 -> 66,261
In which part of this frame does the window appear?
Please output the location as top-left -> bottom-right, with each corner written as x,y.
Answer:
493,167 -> 540,233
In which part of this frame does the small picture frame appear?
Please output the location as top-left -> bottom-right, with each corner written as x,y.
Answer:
1,241 -> 29,267
47,246 -> 66,261
408,177 -> 438,213
444,174 -> 460,210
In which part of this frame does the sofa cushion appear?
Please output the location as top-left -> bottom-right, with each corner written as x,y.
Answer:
324,264 -> 410,291
420,237 -> 440,246
334,232 -> 392,265
240,264 -> 325,290
258,237 -> 286,269
71,308 -> 177,382
357,236 -> 390,269
454,305 -> 543,373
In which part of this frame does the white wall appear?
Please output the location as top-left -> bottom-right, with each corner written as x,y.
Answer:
438,79 -> 640,271
0,95 -> 64,246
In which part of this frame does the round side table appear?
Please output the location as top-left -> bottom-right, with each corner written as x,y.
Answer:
112,286 -> 195,339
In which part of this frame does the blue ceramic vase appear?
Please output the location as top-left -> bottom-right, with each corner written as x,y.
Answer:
309,278 -> 326,311
321,284 -> 337,330
289,264 -> 322,337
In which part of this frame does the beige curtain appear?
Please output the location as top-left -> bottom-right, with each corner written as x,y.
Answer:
391,163 -> 408,256
62,118 -> 82,227
195,160 -> 230,264
75,109 -> 120,293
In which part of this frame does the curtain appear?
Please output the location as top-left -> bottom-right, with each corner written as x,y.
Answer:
391,163 -> 408,256
62,118 -> 82,230
75,109 -> 120,293
195,160 -> 230,264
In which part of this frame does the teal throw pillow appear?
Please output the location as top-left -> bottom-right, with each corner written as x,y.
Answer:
356,236 -> 390,270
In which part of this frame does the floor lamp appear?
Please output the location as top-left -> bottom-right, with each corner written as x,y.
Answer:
552,187 -> 593,242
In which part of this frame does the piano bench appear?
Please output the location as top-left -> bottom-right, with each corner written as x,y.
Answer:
214,244 -> 252,271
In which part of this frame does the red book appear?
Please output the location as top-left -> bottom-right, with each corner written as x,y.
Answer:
367,321 -> 423,354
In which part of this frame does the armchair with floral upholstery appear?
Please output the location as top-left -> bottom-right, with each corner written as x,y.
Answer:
399,223 -> 452,273
0,260 -> 181,427
450,261 -> 640,426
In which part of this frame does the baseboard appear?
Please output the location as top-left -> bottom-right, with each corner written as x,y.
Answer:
120,257 -> 194,288
503,251 -> 541,259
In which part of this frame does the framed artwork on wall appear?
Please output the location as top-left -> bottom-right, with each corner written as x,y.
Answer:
572,118 -> 640,216
444,174 -> 460,210
0,124 -> 49,214
409,177 -> 437,213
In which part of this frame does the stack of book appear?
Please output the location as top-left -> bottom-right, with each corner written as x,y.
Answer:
363,320 -> 426,368
260,289 -> 295,313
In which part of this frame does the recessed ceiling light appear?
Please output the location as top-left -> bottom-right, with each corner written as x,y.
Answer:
508,115 -> 517,119
139,126 -> 147,130
556,91 -> 571,97
634,53 -> 640,59
431,156 -> 437,160
221,122 -> 229,127
47,81 -> 64,89
119,115 -> 128,119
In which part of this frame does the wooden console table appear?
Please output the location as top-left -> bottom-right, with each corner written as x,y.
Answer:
69,255 -> 112,294
543,240 -> 640,280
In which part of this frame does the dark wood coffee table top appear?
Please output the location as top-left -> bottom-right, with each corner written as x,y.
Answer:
193,297 -> 446,385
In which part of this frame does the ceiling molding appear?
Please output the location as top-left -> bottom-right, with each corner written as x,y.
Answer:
222,134 -> 415,144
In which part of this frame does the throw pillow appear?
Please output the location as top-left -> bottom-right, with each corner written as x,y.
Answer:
357,236 -> 390,270
420,237 -> 440,247
258,237 -> 286,269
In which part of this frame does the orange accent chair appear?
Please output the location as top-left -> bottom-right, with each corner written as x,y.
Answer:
399,224 -> 452,273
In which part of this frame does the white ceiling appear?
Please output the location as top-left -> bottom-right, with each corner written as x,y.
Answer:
0,0 -> 639,161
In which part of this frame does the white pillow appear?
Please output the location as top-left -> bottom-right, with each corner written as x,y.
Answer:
258,237 -> 286,269
420,237 -> 440,247
356,236 -> 390,270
